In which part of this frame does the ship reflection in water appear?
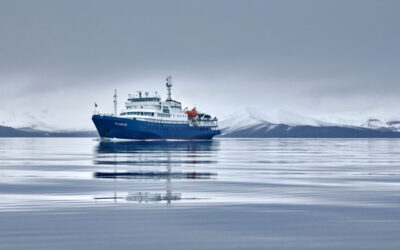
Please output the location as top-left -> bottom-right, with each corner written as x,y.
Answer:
93,140 -> 219,204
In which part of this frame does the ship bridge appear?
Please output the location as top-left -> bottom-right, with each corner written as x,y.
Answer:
125,91 -> 161,110
165,99 -> 182,111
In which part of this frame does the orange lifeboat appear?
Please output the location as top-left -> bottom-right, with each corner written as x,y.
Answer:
186,108 -> 197,118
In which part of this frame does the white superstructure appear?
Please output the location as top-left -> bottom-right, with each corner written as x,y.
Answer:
117,77 -> 217,127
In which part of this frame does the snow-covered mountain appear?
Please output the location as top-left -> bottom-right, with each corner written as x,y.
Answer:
0,109 -> 94,132
360,118 -> 400,132
219,108 -> 400,138
219,108 -> 331,134
0,125 -> 97,137
313,111 -> 400,132
386,120 -> 400,131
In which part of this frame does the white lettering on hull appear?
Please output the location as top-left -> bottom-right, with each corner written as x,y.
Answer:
115,122 -> 128,127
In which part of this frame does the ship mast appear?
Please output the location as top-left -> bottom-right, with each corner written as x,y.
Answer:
113,89 -> 117,116
166,76 -> 172,101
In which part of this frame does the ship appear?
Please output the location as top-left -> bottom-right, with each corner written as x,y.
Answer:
92,76 -> 220,140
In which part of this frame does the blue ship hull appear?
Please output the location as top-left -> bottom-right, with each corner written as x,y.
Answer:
92,115 -> 220,140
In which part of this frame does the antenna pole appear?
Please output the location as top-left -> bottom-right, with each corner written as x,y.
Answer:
113,89 -> 117,116
166,76 -> 172,101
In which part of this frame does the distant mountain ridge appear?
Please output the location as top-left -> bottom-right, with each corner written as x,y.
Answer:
361,118 -> 400,132
2,109 -> 400,138
0,125 -> 97,137
219,108 -> 400,138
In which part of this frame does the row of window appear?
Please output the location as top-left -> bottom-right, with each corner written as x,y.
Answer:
129,98 -> 160,102
121,112 -> 154,116
121,111 -> 187,119
126,105 -> 161,109
158,114 -> 187,118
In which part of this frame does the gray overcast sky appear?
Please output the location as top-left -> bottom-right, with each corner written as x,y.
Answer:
0,0 -> 399,129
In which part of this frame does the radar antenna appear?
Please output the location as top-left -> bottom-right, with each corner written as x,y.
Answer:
166,76 -> 173,101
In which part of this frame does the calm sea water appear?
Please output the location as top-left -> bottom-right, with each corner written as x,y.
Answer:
1,138 -> 400,249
